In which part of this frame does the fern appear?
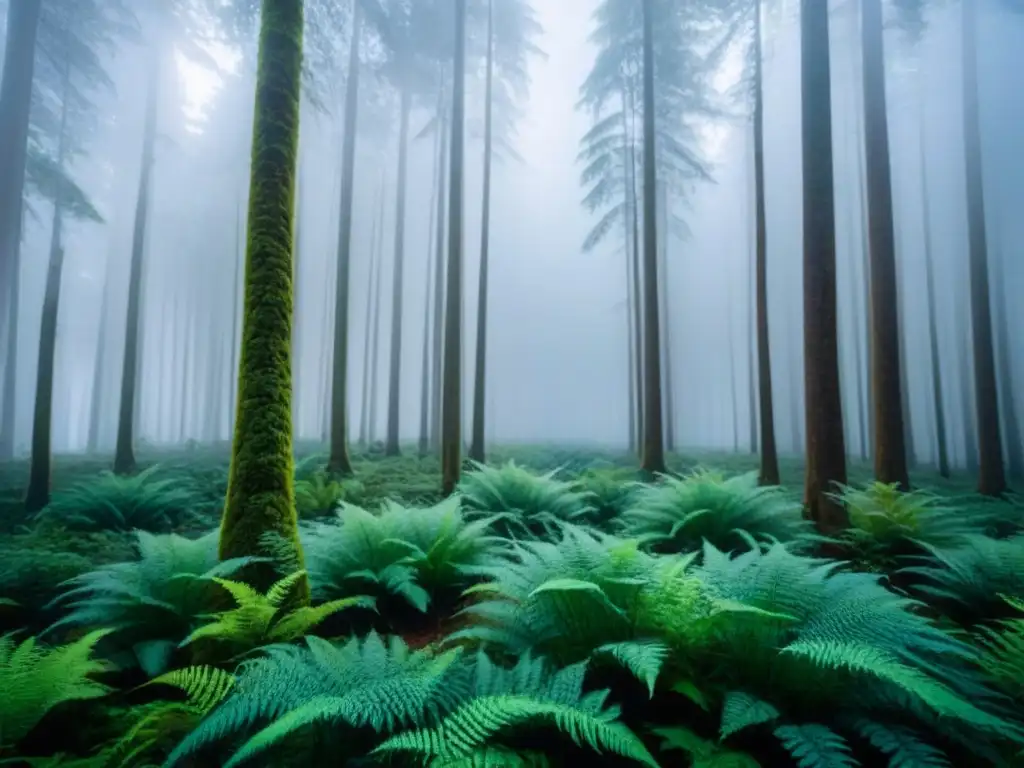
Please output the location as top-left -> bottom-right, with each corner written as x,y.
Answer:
975,595 -> 1024,700
850,719 -> 952,768
653,726 -> 761,767
0,629 -> 112,750
719,691 -> 780,740
46,530 -> 258,677
619,470 -> 810,556
774,724 -> 858,768
593,641 -> 669,697
180,570 -> 371,652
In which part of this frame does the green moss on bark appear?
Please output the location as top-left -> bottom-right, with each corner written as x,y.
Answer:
218,0 -> 308,601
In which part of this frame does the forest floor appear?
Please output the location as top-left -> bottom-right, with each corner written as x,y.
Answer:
0,443 -> 1021,767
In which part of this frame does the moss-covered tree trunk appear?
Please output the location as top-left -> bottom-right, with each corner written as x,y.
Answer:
25,54 -> 73,512
753,0 -> 779,486
441,0 -> 467,496
0,0 -> 42,461
800,0 -> 847,531
219,0 -> 307,598
469,0 -> 494,465
385,87 -> 412,457
861,0 -> 909,489
639,0 -> 665,477
326,1 -> 363,477
114,42 -> 160,476
961,0 -> 1005,496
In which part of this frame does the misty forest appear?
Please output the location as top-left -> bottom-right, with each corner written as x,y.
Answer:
1,0 -> 1023,765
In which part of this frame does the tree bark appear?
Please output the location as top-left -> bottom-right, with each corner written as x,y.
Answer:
368,172 -> 386,445
327,3 -> 363,476
218,0 -> 307,598
753,0 -> 779,485
469,0 -> 494,464
639,0 -> 665,476
961,0 -> 1005,495
861,0 -> 909,488
114,40 -> 160,475
385,87 -> 412,456
800,0 -> 847,531
441,0 -> 467,496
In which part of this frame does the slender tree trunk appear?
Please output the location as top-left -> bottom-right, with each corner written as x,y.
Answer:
861,0 -> 908,488
430,94 -> 450,451
753,0 -> 779,484
114,42 -> 160,475
219,0 -> 307,598
327,3 -> 362,477
419,99 -> 443,458
358,187 -> 379,447
961,0 -> 1005,495
728,287 -> 739,452
385,87 -> 411,455
990,215 -> 1023,479
854,86 -> 875,460
26,54 -> 73,511
800,0 -> 847,530
0,0 -> 41,460
658,182 -> 676,453
624,84 -> 645,456
919,116 -> 949,478
469,0 -> 494,464
87,250 -> 114,452
621,92 -> 638,453
441,0 -> 467,495
625,234 -> 638,452
368,173 -> 386,445
639,0 -> 665,475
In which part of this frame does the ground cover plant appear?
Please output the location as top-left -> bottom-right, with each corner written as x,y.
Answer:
1,445 -> 1022,767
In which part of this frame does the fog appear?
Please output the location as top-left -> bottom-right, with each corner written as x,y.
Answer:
4,0 -> 1022,473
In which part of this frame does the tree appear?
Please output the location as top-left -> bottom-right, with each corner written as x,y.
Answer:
440,0 -> 467,495
218,0 -> 307,598
800,0 -> 847,531
25,0 -> 115,510
860,0 -> 908,489
961,0 -> 1005,495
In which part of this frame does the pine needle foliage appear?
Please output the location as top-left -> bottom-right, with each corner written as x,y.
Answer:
619,470 -> 810,556
35,465 -> 202,532
902,534 -> 1024,623
457,461 -> 596,539
0,629 -> 112,751
302,497 -> 501,615
46,531 -> 258,677
181,570 -> 372,653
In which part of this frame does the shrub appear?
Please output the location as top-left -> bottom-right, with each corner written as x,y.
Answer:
36,465 -> 201,532
619,469 -> 809,555
458,461 -> 595,539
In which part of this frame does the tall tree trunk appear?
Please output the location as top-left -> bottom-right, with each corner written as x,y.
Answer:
919,116 -> 949,478
385,87 -> 411,456
0,0 -> 41,458
469,0 -> 494,464
114,41 -> 160,475
430,93 -> 450,451
625,84 -> 645,453
962,0 -> 1005,495
368,172 -> 386,445
639,0 -> 665,475
621,91 -> 638,453
327,2 -> 362,477
219,0 -> 307,598
990,215 -> 1023,478
861,0 -> 908,488
358,187 -> 379,447
625,234 -> 638,452
441,0 -> 467,495
658,182 -> 676,453
728,287 -> 739,452
229,193 -> 244,433
855,86 -> 875,460
87,250 -> 114,452
26,53 -> 73,511
753,0 -> 779,484
800,0 -> 847,531
419,97 -> 443,458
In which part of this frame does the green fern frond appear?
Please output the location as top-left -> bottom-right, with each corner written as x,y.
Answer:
719,691 -> 780,740
593,641 -> 669,697
774,724 -> 858,768
423,747 -> 552,767
147,666 -> 235,712
0,629 -> 112,749
850,719 -> 952,768
374,694 -> 658,767
653,726 -> 761,767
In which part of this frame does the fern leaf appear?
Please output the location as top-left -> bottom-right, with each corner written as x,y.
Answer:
653,726 -> 761,767
269,595 -> 374,641
719,691 -> 780,741
774,724 -> 859,768
593,641 -> 668,697
147,666 -> 235,712
850,719 -> 951,768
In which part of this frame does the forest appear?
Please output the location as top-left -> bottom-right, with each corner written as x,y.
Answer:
0,0 -> 1022,765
